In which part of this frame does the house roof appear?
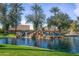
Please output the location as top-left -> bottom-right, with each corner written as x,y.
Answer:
9,25 -> 30,31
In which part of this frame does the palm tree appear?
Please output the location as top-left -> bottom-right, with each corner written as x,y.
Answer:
26,4 -> 45,47
0,3 -> 10,34
50,7 -> 60,15
47,7 -> 60,28
9,3 -> 24,34
26,4 -> 46,30
56,13 -> 70,31
47,7 -> 70,32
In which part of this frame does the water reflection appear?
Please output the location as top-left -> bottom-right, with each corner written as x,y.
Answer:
0,36 -> 79,53
0,38 -> 61,48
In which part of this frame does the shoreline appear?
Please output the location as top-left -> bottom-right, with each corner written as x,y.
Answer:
65,32 -> 79,36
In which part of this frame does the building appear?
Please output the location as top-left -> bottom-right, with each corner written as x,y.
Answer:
9,25 -> 33,37
9,25 -> 30,32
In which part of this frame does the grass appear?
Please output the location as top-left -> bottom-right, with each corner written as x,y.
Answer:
6,34 -> 16,37
0,44 -> 78,56
0,33 -> 16,38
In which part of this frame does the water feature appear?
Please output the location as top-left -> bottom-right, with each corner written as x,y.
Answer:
0,35 -> 79,53
64,35 -> 79,53
0,37 -> 61,49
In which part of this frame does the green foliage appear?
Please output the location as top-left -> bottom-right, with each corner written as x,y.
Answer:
0,29 -> 4,34
0,4 -> 10,34
0,4 -> 78,34
0,3 -> 24,34
0,33 -> 16,38
0,44 -> 6,47
26,4 -> 46,30
47,7 -> 71,32
50,7 -> 60,15
9,3 -> 24,33
69,21 -> 77,32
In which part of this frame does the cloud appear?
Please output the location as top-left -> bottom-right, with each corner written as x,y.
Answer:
74,4 -> 79,16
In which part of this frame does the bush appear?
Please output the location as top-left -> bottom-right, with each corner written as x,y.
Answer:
0,44 -> 6,47
0,29 -> 4,34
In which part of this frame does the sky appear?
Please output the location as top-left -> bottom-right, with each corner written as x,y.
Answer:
0,3 -> 79,29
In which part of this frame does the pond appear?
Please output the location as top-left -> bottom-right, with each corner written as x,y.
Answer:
0,36 -> 79,53
0,37 -> 61,49
64,35 -> 79,53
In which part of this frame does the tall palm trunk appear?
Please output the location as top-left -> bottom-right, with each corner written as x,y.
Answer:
15,23 -> 17,37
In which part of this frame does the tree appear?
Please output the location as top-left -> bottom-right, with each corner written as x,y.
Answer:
50,7 -> 59,15
56,13 -> 70,31
9,3 -> 24,34
47,7 -> 60,28
26,4 -> 46,30
69,21 -> 77,33
0,3 -> 10,34
47,7 -> 70,32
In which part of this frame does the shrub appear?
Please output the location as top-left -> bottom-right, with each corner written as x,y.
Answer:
0,29 -> 4,34
0,44 -> 6,47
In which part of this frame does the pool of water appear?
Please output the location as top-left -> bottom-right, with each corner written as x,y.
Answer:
0,36 -> 79,53
64,36 -> 79,53
0,38 -> 61,49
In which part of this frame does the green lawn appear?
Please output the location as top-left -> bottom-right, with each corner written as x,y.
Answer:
0,44 -> 78,56
0,33 -> 16,38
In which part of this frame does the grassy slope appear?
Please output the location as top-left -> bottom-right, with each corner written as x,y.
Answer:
0,44 -> 78,56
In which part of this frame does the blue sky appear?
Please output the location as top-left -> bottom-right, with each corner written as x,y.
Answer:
20,3 -> 78,29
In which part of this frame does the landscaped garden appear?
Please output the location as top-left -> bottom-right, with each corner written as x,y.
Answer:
0,3 -> 79,56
